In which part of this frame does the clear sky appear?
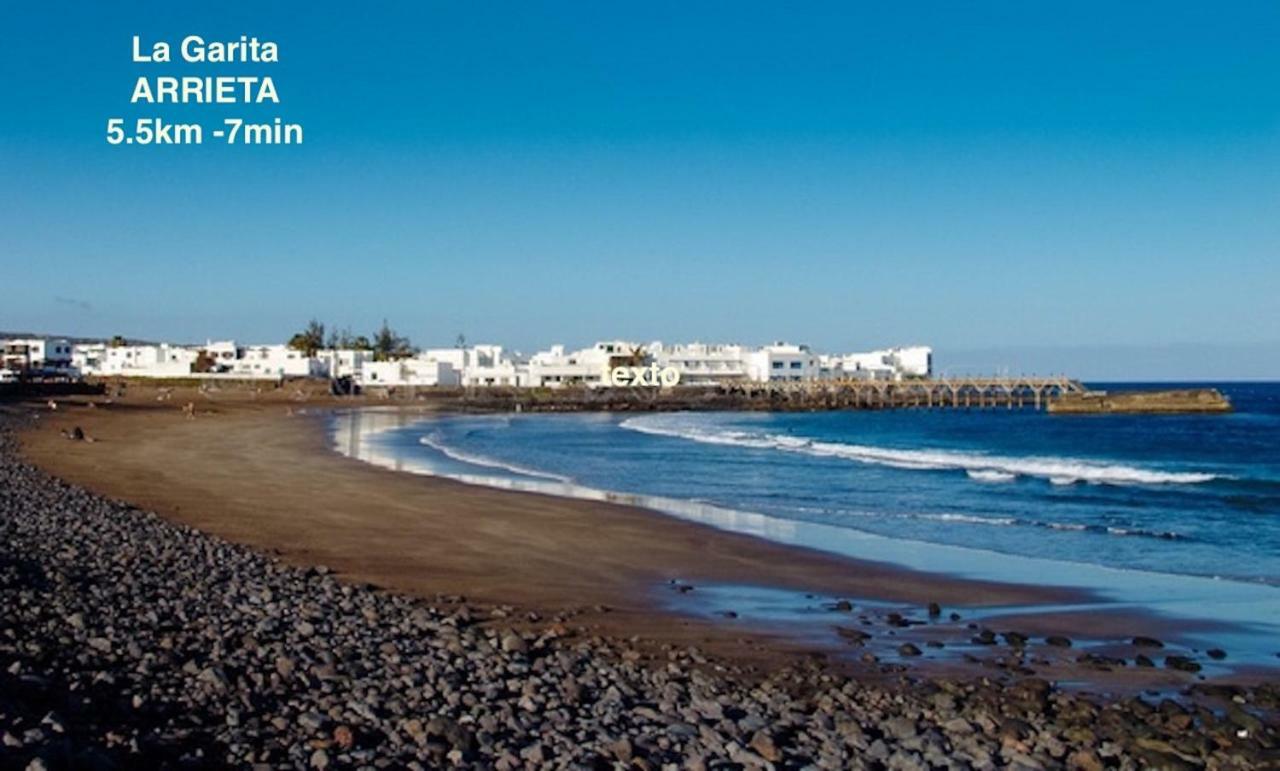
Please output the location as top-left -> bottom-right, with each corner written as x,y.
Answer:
2,2 -> 1277,377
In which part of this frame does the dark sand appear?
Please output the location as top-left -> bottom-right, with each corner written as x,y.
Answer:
15,386 -> 1230,685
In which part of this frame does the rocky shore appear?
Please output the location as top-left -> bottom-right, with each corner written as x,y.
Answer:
1,415 -> 1277,770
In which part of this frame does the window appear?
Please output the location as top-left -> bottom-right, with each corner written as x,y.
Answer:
790,361 -> 802,369
772,361 -> 784,369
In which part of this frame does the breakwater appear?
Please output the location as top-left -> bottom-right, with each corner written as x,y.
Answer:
1048,388 -> 1232,414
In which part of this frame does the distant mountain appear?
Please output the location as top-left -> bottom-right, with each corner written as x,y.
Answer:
0,332 -> 158,346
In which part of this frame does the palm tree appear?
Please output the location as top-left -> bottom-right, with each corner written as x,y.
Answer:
287,319 -> 326,356
372,320 -> 415,361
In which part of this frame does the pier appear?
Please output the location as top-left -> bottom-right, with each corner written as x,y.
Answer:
436,376 -> 1092,412
716,376 -> 1088,410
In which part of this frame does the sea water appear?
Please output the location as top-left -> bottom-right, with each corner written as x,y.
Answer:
331,382 -> 1280,664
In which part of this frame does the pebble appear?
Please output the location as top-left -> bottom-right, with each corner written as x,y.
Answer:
1165,655 -> 1202,673
0,413 -> 1275,769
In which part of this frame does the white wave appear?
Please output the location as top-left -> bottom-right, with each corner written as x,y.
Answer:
620,416 -> 1218,487
883,512 -> 1180,540
790,506 -> 1177,539
967,469 -> 1016,483
418,434 -> 571,483
917,512 -> 1019,526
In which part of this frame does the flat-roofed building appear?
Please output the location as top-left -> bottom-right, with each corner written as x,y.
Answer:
2,337 -> 74,373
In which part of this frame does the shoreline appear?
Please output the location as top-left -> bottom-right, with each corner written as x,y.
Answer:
15,394 -> 1078,657
334,406 -> 1280,675
5,413 -> 1277,769
10,386 -> 1271,687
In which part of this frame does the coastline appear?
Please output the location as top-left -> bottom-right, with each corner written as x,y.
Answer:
16,393 -> 1075,644
334,406 -> 1280,675
11,386 -> 1270,685
7,409 -> 1278,770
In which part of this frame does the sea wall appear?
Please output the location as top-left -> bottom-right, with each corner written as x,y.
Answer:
1047,388 -> 1232,415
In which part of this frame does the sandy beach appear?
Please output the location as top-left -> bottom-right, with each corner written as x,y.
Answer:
18,389 -> 1086,658
13,385 -> 1245,672
4,386 -> 1279,769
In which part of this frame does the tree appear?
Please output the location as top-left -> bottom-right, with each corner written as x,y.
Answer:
372,319 -> 414,361
287,319 -> 326,356
326,327 -> 372,351
109,335 -> 127,348
622,344 -> 647,367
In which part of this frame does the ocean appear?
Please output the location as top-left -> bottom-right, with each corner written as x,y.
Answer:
332,382 -> 1280,663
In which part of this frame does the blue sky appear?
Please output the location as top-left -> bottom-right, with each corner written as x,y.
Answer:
2,2 -> 1277,377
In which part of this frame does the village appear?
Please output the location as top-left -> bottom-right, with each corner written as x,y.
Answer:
0,332 -> 932,389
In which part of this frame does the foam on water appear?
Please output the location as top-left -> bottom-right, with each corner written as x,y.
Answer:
330,407 -> 1280,667
621,415 -> 1218,486
418,433 -> 570,482
967,469 -> 1016,482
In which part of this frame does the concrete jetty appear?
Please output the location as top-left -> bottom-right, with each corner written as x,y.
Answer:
1047,388 -> 1232,415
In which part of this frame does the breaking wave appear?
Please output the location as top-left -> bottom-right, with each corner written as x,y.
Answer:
620,416 -> 1218,487
967,469 -> 1016,483
418,434 -> 571,483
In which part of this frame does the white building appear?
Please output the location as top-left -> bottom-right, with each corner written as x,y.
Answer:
744,343 -> 821,383
198,340 -> 241,370
74,342 -> 198,378
315,349 -> 373,380
888,345 -> 933,378
74,340 -> 336,380
356,356 -> 460,388
516,340 -> 925,387
527,341 -> 643,388
2,338 -> 74,374
834,345 -> 932,381
45,333 -> 934,387
226,344 -> 325,378
422,345 -> 528,387
649,341 -> 752,385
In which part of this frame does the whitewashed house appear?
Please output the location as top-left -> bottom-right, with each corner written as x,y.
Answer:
449,345 -> 528,387
2,338 -> 75,374
834,345 -> 933,380
527,341 -> 643,388
227,344 -> 325,378
744,343 -> 821,382
887,346 -> 933,378
419,345 -> 526,387
356,356 -> 460,388
315,349 -> 372,380
649,342 -> 751,385
71,343 -> 105,374
75,343 -> 198,377
49,332 -> 935,387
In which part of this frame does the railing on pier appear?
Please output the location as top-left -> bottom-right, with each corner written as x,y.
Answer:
717,377 -> 1087,410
